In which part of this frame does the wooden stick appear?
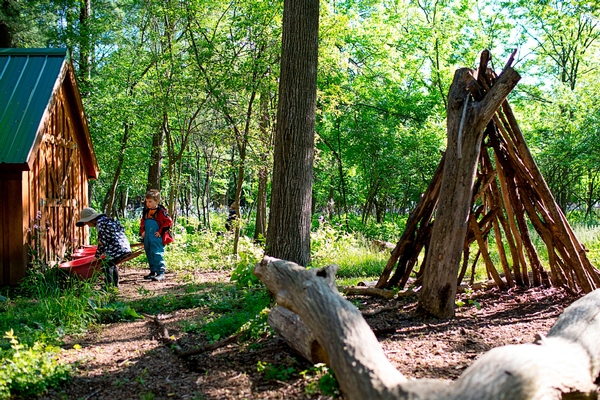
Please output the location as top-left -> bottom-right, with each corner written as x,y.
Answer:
342,287 -> 396,299
457,246 -> 470,286
481,149 -> 513,287
468,250 -> 481,286
502,48 -> 518,71
177,332 -> 244,358
376,155 -> 444,288
501,100 -> 596,292
494,155 -> 528,285
469,214 -> 506,290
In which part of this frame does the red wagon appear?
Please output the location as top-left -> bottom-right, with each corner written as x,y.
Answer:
58,244 -> 144,280
58,255 -> 101,279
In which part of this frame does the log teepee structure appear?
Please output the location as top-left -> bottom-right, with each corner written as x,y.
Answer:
376,49 -> 600,297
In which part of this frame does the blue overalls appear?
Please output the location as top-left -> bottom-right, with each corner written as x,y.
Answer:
143,217 -> 166,275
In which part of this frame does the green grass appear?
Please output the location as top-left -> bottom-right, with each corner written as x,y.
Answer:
311,224 -> 388,281
572,224 -> 600,265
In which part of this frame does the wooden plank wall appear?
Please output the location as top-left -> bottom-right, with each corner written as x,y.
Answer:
26,84 -> 90,270
0,173 -> 27,285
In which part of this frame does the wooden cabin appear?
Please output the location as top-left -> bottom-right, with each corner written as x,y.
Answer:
0,48 -> 99,285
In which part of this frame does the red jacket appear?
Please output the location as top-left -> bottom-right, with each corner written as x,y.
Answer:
140,205 -> 174,245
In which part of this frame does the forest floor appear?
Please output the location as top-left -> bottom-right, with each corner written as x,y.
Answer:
38,266 -> 580,400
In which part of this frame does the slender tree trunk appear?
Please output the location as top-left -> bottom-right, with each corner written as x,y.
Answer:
255,165 -> 268,241
203,147 -> 213,229
584,169 -> 599,221
321,123 -> 350,230
167,157 -> 180,223
231,90 -> 257,255
147,120 -> 165,191
266,0 -> 319,267
254,91 -> 271,242
118,188 -> 128,218
232,163 -> 244,255
194,147 -> 202,224
103,122 -> 131,217
78,0 -> 91,97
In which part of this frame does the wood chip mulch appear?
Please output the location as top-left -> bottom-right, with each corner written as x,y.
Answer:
36,267 -> 580,400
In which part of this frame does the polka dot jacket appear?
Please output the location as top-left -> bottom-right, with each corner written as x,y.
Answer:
95,215 -> 132,261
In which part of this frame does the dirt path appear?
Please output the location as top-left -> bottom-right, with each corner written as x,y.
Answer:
38,266 -> 581,399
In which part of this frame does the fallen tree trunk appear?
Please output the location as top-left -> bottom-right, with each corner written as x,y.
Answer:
268,305 -> 328,364
255,256 -> 600,400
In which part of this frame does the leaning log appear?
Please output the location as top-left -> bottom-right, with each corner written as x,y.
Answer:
255,256 -> 600,400
419,63 -> 521,319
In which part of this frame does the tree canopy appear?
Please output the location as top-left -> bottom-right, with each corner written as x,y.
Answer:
3,0 -> 600,234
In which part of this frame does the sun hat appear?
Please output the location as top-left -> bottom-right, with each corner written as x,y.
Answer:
76,207 -> 104,227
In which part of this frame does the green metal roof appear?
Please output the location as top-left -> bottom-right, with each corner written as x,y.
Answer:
0,48 -> 68,165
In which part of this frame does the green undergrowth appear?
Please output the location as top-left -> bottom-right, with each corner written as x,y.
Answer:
0,330 -> 71,399
0,269 -> 114,399
3,214 -> 600,399
311,224 -> 388,278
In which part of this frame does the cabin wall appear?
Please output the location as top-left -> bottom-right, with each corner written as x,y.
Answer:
0,172 -> 27,285
27,83 -> 91,267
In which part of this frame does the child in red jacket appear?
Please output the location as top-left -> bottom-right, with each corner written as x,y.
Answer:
140,189 -> 173,281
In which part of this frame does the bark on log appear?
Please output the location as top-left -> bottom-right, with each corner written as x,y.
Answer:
256,256 -> 600,400
268,305 -> 328,364
254,257 -> 412,399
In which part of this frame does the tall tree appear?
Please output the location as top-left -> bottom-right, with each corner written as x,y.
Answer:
78,0 -> 91,96
266,0 -> 319,267
0,0 -> 18,47
254,90 -> 273,242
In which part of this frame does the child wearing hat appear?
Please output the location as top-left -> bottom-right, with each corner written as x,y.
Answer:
76,207 -> 132,287
140,189 -> 173,281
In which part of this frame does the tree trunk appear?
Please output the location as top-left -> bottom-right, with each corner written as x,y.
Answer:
103,122 -> 131,217
254,164 -> 268,241
255,256 -> 600,400
418,66 -> 520,318
254,92 -> 271,242
78,0 -> 91,97
147,121 -> 165,191
266,0 -> 319,266
0,0 -> 17,48
202,146 -> 213,229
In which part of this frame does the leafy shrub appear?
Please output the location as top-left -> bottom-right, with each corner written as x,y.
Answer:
300,363 -> 340,397
318,368 -> 340,396
0,330 -> 70,399
239,308 -> 272,339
